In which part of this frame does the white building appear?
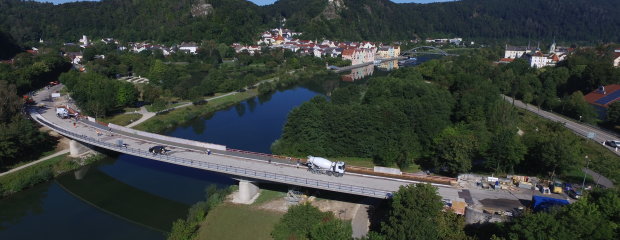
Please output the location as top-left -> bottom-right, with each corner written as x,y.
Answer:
179,42 -> 199,54
614,49 -> 620,68
504,45 -> 533,59
79,35 -> 89,47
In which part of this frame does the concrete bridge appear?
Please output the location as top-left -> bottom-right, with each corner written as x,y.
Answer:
28,86 -> 461,204
401,46 -> 459,57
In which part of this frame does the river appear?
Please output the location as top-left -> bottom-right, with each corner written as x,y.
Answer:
0,59 -> 433,239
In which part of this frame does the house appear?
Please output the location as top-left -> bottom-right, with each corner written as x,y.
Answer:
584,85 -> 620,119
377,46 -> 395,59
65,52 -> 83,65
360,42 -> 376,49
614,49 -> 620,68
529,51 -> 555,68
504,45 -> 533,59
179,42 -> 199,54
342,49 -> 360,65
79,35 -> 89,47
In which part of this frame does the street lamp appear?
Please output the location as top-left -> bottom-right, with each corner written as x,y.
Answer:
582,155 -> 589,191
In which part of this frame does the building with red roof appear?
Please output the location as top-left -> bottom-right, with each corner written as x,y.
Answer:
584,84 -> 620,119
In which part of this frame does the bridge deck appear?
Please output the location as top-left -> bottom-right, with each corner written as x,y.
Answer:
29,86 -> 460,199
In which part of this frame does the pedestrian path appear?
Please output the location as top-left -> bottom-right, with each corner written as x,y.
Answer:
0,149 -> 70,177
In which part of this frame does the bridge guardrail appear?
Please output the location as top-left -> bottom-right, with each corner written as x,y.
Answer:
32,114 -> 393,198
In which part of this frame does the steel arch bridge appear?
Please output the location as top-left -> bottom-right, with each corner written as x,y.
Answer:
401,46 -> 456,56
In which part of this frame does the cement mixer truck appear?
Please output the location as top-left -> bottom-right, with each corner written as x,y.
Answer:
306,156 -> 346,177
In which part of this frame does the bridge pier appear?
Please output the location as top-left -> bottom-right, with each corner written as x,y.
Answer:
233,178 -> 260,204
69,139 -> 92,157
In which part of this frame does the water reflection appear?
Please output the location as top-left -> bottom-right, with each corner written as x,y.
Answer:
378,60 -> 399,71
341,65 -> 375,82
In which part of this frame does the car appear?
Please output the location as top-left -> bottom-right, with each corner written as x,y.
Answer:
563,183 -> 573,192
605,140 -> 620,148
567,189 -> 582,199
149,146 -> 169,155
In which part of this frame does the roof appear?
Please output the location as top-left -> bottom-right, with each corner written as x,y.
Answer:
584,84 -> 620,107
498,58 -> 515,63
342,49 -> 355,57
506,45 -> 531,51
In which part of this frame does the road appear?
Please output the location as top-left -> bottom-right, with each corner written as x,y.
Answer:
503,95 -> 620,155
503,95 -> 616,188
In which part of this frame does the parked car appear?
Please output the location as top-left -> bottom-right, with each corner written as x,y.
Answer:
563,183 -> 573,192
567,189 -> 582,199
605,140 -> 620,148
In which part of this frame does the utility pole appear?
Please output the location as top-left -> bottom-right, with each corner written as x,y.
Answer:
582,155 -> 589,191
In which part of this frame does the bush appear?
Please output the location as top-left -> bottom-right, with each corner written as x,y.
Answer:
272,203 -> 351,240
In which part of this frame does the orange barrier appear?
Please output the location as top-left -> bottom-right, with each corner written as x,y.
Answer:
226,149 -> 456,186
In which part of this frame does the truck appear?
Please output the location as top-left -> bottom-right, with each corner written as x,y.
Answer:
306,156 -> 346,177
56,107 -> 70,119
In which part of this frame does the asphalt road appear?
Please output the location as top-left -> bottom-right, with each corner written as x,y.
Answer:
503,95 -> 616,188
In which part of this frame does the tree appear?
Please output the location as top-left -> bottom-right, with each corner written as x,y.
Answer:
271,203 -> 336,240
381,184 -> 444,240
607,102 -> 620,125
485,127 -> 526,174
431,126 -> 477,175
561,91 -> 597,123
116,82 -> 138,107
309,218 -> 352,240
0,81 -> 21,123
167,219 -> 196,240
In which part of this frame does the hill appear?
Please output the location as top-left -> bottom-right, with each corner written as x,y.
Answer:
0,0 -> 619,44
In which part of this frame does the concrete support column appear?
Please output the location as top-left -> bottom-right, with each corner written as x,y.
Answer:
233,179 -> 260,204
69,139 -> 91,157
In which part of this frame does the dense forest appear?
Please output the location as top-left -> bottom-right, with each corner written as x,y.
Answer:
273,49 -> 620,181
0,0 -> 619,45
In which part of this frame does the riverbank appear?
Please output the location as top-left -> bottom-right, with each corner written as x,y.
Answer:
134,90 -> 259,133
0,153 -> 103,197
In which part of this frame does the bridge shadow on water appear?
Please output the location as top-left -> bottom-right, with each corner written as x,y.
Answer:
55,166 -> 190,233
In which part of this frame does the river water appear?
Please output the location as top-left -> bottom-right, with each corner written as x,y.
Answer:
0,59 -> 432,239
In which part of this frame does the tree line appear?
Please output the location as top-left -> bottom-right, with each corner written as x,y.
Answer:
1,0 -> 620,46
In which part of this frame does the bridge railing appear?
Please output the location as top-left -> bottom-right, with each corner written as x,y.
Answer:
33,114 -> 393,198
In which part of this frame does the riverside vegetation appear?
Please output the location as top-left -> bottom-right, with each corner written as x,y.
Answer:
273,49 -> 620,184
0,154 -> 104,197
166,185 -> 234,240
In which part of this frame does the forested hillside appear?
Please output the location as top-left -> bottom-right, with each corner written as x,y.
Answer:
0,0 -> 263,44
0,0 -> 619,44
0,30 -> 21,60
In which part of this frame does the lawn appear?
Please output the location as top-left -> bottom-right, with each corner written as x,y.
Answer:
252,189 -> 286,206
99,113 -> 142,126
198,203 -> 283,240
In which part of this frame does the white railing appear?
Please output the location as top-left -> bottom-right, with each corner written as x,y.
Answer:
32,114 -> 393,198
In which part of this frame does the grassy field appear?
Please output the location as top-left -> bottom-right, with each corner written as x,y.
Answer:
197,203 -> 283,240
135,90 -> 258,133
99,113 -> 142,126
252,189 -> 286,206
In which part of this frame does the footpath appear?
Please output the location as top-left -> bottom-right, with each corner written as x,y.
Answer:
0,149 -> 69,177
